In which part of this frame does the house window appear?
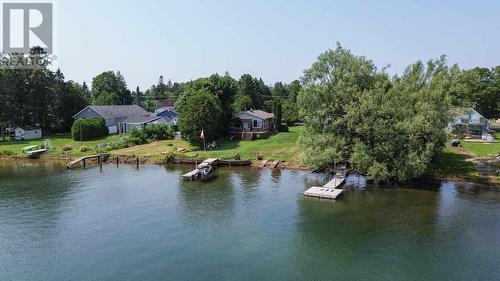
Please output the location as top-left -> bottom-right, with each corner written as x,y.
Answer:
253,120 -> 261,128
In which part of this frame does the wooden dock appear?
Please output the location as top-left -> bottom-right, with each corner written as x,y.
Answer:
258,160 -> 269,168
67,154 -> 105,169
182,158 -> 219,181
268,161 -> 279,168
303,175 -> 346,200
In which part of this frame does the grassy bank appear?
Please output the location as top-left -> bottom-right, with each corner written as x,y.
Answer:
0,134 -> 122,158
430,135 -> 499,183
461,132 -> 500,157
429,147 -> 477,178
111,126 -> 304,165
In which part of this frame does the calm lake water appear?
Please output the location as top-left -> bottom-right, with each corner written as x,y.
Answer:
0,161 -> 499,281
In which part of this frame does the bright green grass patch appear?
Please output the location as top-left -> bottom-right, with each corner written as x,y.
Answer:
0,133 -> 122,157
185,126 -> 303,162
461,132 -> 500,157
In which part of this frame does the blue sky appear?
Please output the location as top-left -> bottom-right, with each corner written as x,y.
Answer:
57,0 -> 500,90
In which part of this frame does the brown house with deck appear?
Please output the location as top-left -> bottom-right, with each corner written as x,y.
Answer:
230,109 -> 275,140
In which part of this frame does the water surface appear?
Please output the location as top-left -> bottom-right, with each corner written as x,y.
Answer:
0,161 -> 499,281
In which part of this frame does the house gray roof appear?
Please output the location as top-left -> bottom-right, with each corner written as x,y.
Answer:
236,109 -> 274,120
153,116 -> 176,124
74,105 -> 150,119
123,115 -> 160,124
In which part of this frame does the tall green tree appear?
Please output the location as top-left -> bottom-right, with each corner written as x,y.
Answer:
91,71 -> 132,105
178,73 -> 238,137
0,47 -> 88,132
238,74 -> 269,109
177,90 -> 222,145
272,82 -> 288,97
233,95 -> 253,111
272,99 -> 283,129
299,44 -> 450,182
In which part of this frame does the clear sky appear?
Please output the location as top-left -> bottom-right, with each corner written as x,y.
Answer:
57,0 -> 500,90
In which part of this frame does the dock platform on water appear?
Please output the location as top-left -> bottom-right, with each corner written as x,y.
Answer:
182,158 -> 219,181
304,174 -> 346,200
67,154 -> 105,169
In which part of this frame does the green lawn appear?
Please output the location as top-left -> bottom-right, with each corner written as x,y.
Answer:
429,147 -> 476,178
461,132 -> 500,157
0,133 -> 122,157
110,126 -> 304,164
186,126 -> 303,162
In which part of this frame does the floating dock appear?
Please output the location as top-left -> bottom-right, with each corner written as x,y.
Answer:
303,175 -> 346,200
182,158 -> 218,181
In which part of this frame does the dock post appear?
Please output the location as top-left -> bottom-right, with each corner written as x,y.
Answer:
99,155 -> 103,170
116,156 -> 119,167
136,157 -> 139,169
83,159 -> 86,168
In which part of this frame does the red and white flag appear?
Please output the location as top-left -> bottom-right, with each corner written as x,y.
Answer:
200,130 -> 205,139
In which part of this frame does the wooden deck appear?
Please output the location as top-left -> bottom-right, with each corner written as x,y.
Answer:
304,176 -> 346,200
67,154 -> 105,169
182,158 -> 219,181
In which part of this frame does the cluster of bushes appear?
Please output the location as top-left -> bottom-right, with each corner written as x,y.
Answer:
0,150 -> 15,157
71,118 -> 108,141
129,124 -> 175,145
62,145 -> 73,151
277,124 -> 289,132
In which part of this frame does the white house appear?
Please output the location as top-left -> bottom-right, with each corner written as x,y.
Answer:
15,127 -> 42,140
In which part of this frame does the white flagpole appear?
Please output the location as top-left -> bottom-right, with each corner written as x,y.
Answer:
203,128 -> 206,151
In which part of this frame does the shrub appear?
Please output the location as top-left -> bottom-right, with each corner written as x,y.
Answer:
79,146 -> 90,152
130,128 -> 148,144
278,124 -> 289,132
128,136 -> 146,145
0,150 -> 15,157
71,118 -> 108,141
62,145 -> 73,151
143,124 -> 175,141
233,153 -> 241,160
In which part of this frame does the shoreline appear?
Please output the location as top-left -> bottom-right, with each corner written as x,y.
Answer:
1,155 -> 498,186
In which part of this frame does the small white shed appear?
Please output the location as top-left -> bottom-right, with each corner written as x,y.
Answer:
14,127 -> 42,140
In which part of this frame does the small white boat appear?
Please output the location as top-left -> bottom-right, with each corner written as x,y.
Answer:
25,149 -> 48,159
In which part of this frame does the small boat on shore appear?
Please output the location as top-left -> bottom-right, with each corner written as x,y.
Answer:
22,145 -> 48,159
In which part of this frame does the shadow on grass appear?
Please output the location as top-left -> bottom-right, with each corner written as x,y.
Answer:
430,149 -> 475,177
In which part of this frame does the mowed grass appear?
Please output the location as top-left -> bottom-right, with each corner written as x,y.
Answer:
430,146 -> 476,178
0,133 -> 122,157
110,139 -> 189,160
461,132 -> 500,157
111,126 -> 304,163
190,126 -> 303,162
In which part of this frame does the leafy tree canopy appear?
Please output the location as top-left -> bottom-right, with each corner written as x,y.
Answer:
91,71 -> 132,105
177,90 -> 222,145
299,43 -> 451,182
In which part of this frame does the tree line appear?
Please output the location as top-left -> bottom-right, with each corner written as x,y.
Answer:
1,45 -> 498,182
